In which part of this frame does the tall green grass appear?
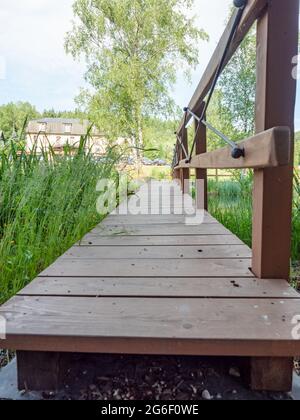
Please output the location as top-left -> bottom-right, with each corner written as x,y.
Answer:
0,137 -> 119,304
208,171 -> 300,269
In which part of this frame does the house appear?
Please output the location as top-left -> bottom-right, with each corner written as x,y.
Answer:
26,118 -> 107,155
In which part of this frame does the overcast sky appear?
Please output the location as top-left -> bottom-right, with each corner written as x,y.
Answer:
0,0 -> 299,129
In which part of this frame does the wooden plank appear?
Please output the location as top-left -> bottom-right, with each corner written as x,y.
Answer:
195,102 -> 208,210
178,0 -> 268,133
60,244 -> 251,260
79,235 -> 244,246
252,0 -> 299,279
19,277 -> 299,299
39,258 -> 253,278
90,223 -> 232,236
1,296 -> 300,356
103,212 -> 218,225
175,127 -> 291,170
180,126 -> 190,193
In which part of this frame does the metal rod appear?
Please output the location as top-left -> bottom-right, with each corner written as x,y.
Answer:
201,120 -> 237,150
185,107 -> 237,149
184,107 -> 245,160
176,134 -> 189,160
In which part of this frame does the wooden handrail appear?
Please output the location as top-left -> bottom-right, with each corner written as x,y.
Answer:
177,0 -> 267,135
174,127 -> 291,170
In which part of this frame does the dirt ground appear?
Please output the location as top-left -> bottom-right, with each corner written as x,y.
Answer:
11,354 -> 295,401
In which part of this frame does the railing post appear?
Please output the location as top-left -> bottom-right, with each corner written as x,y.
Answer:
195,102 -> 207,210
249,0 -> 299,392
180,127 -> 190,194
252,0 -> 299,280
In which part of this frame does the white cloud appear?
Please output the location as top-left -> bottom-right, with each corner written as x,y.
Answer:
0,0 -> 298,120
0,0 -> 85,110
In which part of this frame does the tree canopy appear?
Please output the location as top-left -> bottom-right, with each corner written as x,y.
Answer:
0,102 -> 39,139
65,0 -> 208,160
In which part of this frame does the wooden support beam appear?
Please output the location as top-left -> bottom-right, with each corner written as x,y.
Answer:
242,357 -> 294,392
17,351 -> 62,391
178,0 -> 268,134
252,0 -> 299,280
195,103 -> 207,210
180,126 -> 190,193
175,127 -> 291,170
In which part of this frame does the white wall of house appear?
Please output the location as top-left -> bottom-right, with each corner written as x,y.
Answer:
26,133 -> 107,155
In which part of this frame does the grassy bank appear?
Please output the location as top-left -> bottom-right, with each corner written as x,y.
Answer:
0,141 -> 119,304
208,171 -> 300,286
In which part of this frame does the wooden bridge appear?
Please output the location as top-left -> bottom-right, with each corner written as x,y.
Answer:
1,0 -> 300,393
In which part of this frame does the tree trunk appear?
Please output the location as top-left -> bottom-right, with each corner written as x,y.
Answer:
134,108 -> 144,176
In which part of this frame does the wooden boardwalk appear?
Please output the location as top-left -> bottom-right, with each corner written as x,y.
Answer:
1,181 -> 300,366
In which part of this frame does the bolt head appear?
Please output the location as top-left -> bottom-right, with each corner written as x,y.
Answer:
233,0 -> 247,8
231,147 -> 245,159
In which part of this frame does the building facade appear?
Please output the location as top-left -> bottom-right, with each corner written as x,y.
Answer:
26,118 -> 107,155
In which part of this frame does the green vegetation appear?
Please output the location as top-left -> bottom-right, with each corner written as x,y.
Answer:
0,137 -> 119,304
0,102 -> 39,139
208,172 -> 300,281
0,102 -> 87,145
295,131 -> 300,166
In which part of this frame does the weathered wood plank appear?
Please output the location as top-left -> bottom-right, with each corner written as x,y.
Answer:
79,235 -> 244,246
103,213 -> 218,225
1,296 -> 300,356
175,127 -> 291,170
252,0 -> 299,279
60,245 -> 251,260
90,223 -> 232,236
19,277 -> 299,299
39,258 -> 253,278
245,357 -> 294,392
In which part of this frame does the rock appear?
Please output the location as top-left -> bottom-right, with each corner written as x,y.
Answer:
202,390 -> 212,400
229,367 -> 241,378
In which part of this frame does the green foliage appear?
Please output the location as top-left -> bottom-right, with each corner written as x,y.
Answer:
218,30 -> 256,138
0,102 -> 40,139
295,131 -> 300,166
41,108 -> 86,119
65,0 -> 208,156
204,24 -> 256,154
206,91 -> 239,151
208,175 -> 253,247
0,135 -> 119,304
208,172 -> 300,267
143,117 -> 177,160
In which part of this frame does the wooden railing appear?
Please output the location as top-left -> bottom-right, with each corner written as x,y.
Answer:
172,0 -> 299,281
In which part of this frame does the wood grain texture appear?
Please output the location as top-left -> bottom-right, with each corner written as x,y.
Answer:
60,245 -> 252,260
90,223 -> 232,236
39,258 -> 253,278
19,277 -> 299,299
175,127 -> 291,170
103,213 -> 218,225
1,296 -> 300,356
252,0 -> 299,279
79,235 -> 244,246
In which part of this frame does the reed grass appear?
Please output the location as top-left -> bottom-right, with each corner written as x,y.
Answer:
0,133 -> 119,304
